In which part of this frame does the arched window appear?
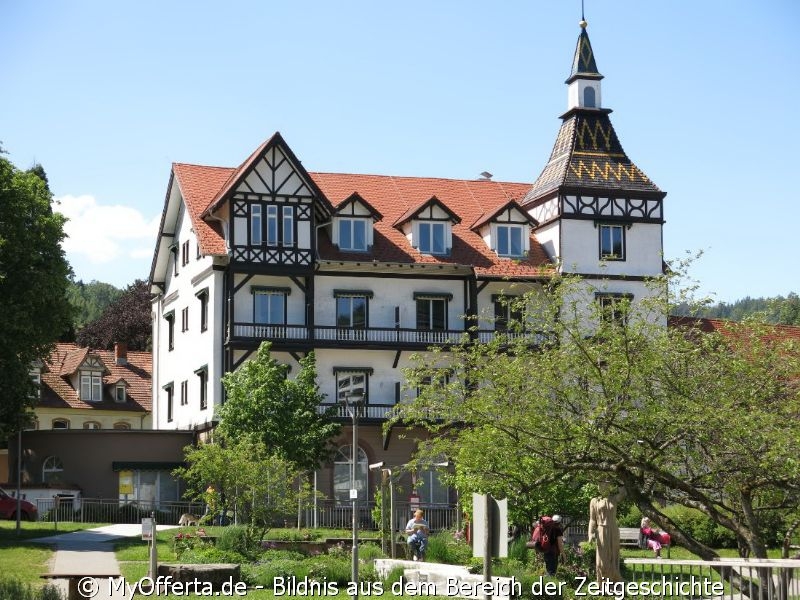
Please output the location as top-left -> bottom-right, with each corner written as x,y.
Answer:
113,421 -> 131,430
83,421 -> 101,430
52,419 -> 69,430
42,456 -> 64,484
333,444 -> 368,503
583,86 -> 596,108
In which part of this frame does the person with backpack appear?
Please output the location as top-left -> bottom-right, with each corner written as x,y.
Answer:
527,514 -> 565,576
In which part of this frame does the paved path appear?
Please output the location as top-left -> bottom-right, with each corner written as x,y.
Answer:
33,524 -> 178,599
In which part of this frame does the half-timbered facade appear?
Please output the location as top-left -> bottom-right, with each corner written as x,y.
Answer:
149,21 -> 665,509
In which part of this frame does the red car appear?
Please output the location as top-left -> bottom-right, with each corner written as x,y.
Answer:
0,488 -> 38,521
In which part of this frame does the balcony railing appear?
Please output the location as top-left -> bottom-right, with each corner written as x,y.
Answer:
231,323 -> 547,347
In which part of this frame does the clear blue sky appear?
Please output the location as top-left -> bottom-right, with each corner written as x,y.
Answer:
2,1 -> 798,303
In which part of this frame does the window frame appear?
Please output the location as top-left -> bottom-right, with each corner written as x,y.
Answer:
418,221 -> 447,255
492,294 -> 525,332
333,444 -> 368,504
164,383 -> 174,423
195,366 -> 208,411
196,289 -> 209,333
42,455 -> 64,483
266,205 -> 279,246
80,371 -> 103,402
83,421 -> 101,430
338,218 -> 368,252
415,294 -> 450,331
250,204 -> 262,245
282,205 -> 294,247
335,368 -> 370,405
598,223 -> 626,261
164,312 -> 175,352
181,306 -> 189,332
52,419 -> 69,430
180,380 -> 188,406
115,384 -> 126,403
252,287 -> 288,326
596,293 -> 634,327
495,224 -> 525,258
181,240 -> 190,266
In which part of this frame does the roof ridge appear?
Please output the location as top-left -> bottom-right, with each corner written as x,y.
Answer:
172,162 -> 236,170
310,171 -> 531,186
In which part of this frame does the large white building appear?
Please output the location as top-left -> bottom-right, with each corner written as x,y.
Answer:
149,21 -> 665,513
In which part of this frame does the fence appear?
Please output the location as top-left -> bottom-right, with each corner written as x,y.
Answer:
35,497 -> 204,525
301,500 -> 459,532
624,557 -> 800,600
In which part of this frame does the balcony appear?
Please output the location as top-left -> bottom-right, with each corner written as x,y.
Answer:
230,323 -> 548,348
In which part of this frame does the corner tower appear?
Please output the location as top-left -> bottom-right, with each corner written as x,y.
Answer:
522,20 -> 666,295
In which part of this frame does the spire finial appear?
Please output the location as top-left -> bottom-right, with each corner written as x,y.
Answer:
580,0 -> 587,28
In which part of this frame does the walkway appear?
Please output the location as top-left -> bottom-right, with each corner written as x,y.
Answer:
33,524 -> 178,599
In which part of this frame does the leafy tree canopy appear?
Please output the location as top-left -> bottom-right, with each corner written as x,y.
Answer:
0,150 -> 73,437
396,270 -> 800,560
67,279 -> 123,331
75,279 -> 150,350
175,434 -> 311,548
674,292 -> 800,325
218,342 -> 341,471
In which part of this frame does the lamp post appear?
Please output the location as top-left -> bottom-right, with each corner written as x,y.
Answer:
341,392 -> 363,594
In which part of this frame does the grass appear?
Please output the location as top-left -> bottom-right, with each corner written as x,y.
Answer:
0,520 -> 108,585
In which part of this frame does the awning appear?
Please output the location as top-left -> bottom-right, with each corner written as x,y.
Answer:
111,461 -> 185,472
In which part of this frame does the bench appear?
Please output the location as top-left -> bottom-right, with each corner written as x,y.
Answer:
620,527 -> 671,557
41,573 -> 120,600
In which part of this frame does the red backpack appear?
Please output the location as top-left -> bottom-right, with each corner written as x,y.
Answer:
529,516 -> 553,552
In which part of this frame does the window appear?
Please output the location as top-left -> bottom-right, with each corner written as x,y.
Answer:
338,218 -> 367,251
599,224 -> 625,260
493,295 -> 524,332
80,371 -> 103,402
196,242 -> 201,260
282,206 -> 294,246
335,293 -> 368,339
113,422 -> 131,430
597,293 -> 633,326
181,307 -> 189,332
115,384 -> 126,403
333,445 -> 368,503
197,289 -> 209,332
164,383 -> 174,423
416,296 -> 447,331
496,225 -> 524,258
120,469 -> 182,504
266,205 -> 278,246
83,421 -> 101,430
181,240 -> 190,266
171,246 -> 179,277
416,468 -> 449,504
253,288 -> 287,325
250,204 -> 262,245
180,380 -> 188,406
584,86 -> 596,108
418,222 -> 446,255
42,456 -> 64,484
196,367 -> 208,411
30,371 -> 41,398
52,419 -> 69,430
165,312 -> 175,351
417,371 -> 450,398
336,370 -> 368,404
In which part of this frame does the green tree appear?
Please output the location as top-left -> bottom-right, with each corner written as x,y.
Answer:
396,272 -> 800,561
66,279 -> 123,330
75,279 -> 150,350
218,342 -> 341,471
175,434 -> 310,549
0,151 -> 73,437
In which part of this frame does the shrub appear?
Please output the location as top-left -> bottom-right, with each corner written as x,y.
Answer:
217,525 -> 254,558
424,531 -> 472,564
0,579 -> 63,600
661,505 -> 736,548
507,536 -> 531,565
178,545 -> 248,564
242,558 -> 308,587
356,543 -> 386,561
305,555 -> 352,585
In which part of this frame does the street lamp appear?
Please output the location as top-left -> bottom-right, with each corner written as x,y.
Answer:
340,391 -> 364,592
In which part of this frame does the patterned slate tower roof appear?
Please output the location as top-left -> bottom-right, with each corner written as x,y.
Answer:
522,21 -> 663,206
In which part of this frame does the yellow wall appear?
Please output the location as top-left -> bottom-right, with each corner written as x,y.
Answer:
34,408 -> 153,431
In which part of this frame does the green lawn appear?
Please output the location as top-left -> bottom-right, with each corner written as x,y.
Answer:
0,520 -> 106,586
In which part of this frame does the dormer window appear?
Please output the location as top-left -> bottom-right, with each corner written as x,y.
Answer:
80,371 -> 103,402
338,218 -> 368,251
496,225 -> 524,258
418,222 -> 447,255
115,383 -> 126,403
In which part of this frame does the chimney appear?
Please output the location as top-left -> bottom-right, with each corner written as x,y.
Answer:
114,342 -> 128,366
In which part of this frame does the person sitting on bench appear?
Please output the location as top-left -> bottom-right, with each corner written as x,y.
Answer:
405,509 -> 430,561
640,517 -> 670,558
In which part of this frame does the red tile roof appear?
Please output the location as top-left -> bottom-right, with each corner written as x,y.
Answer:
669,316 -> 800,343
171,138 -> 554,279
40,343 -> 152,413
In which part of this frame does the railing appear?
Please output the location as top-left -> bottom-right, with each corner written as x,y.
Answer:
231,323 -> 548,347
301,500 -> 459,533
624,557 -> 800,600
319,403 -> 398,421
35,497 -> 204,525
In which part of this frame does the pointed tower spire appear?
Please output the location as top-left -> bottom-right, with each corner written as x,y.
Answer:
568,20 -> 602,83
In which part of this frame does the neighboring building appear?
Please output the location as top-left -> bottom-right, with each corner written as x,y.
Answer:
31,342 -> 152,431
149,22 -> 665,507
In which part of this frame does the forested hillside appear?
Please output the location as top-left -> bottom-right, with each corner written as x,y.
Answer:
673,292 -> 800,325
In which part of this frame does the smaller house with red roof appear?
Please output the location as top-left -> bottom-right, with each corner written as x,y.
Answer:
32,342 -> 152,431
